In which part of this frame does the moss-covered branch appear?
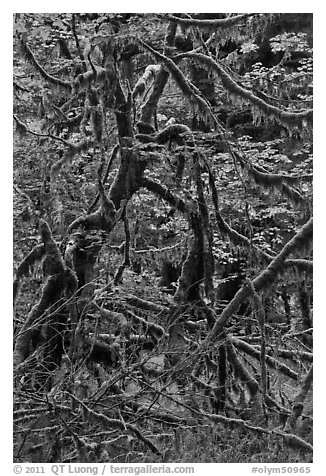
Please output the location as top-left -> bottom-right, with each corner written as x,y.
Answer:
232,338 -> 298,381
141,177 -> 187,214
178,52 -> 312,129
226,340 -> 260,397
14,221 -> 66,366
164,13 -> 257,28
133,64 -> 161,100
249,165 -> 307,206
68,393 -> 161,456
20,40 -> 71,90
253,217 -> 312,290
203,218 -> 312,340
14,221 -> 77,367
139,21 -> 177,126
139,40 -> 214,126
285,259 -> 313,273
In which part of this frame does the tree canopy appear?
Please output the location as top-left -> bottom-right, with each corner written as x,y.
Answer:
13,13 -> 313,463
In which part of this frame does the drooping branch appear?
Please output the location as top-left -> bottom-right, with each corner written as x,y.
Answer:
164,13 -> 257,28
250,166 -> 310,188
209,168 -> 312,273
214,209 -> 312,274
217,209 -> 274,261
177,52 -> 312,129
136,364 -> 312,452
252,217 -> 312,290
203,410 -> 312,452
208,166 -> 274,261
273,348 -> 312,364
88,86 -> 105,143
73,52 -> 108,93
232,338 -> 298,381
20,40 -> 71,90
249,165 -> 308,206
203,218 -> 312,340
141,177 -> 187,214
139,369 -> 311,452
226,340 -> 260,397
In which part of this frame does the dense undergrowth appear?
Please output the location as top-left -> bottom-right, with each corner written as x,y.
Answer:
13,13 -> 313,463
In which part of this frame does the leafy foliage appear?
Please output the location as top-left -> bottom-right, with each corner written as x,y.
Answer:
13,13 -> 312,464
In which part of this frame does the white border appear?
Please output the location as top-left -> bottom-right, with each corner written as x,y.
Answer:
4,3 -> 324,474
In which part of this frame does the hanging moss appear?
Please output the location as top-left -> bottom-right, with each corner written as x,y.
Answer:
250,165 -> 299,187
139,40 -> 214,129
132,64 -> 161,100
51,139 -> 93,175
165,13 -> 257,28
73,67 -> 107,92
156,124 -> 192,145
20,40 -> 71,90
248,165 -> 307,206
179,52 -> 312,131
